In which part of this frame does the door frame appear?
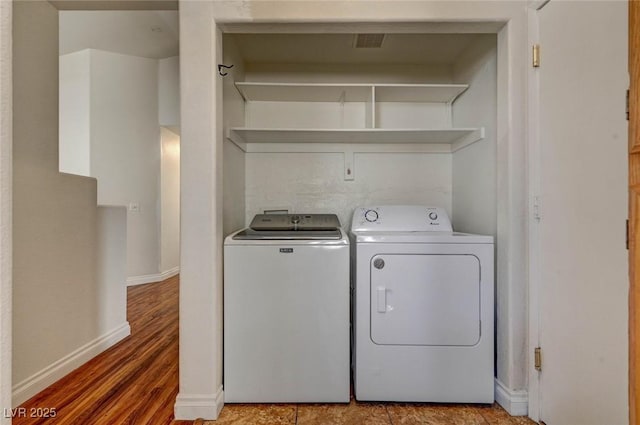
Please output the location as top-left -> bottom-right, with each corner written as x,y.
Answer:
187,3 -> 531,418
629,1 -> 639,422
526,1 -> 543,421
0,1 -> 12,420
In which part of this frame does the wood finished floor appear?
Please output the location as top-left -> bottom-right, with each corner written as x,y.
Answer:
15,275 -> 536,425
14,275 -> 190,425
204,401 -> 537,425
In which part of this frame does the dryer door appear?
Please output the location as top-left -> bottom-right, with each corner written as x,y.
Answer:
370,254 -> 480,346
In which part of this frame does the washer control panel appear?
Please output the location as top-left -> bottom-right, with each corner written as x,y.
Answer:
250,213 -> 340,231
351,205 -> 452,232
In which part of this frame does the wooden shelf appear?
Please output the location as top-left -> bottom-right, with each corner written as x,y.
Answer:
227,127 -> 484,150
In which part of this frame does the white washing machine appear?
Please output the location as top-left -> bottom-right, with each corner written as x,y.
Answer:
224,213 -> 350,403
351,205 -> 494,403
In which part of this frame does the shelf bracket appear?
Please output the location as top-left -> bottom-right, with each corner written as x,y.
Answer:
344,150 -> 355,181
451,128 -> 485,152
225,129 -> 247,152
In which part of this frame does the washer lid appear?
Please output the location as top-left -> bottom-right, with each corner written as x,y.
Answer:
225,228 -> 349,245
232,228 -> 342,240
351,205 -> 452,232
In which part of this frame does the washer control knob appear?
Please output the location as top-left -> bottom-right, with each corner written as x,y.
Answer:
291,215 -> 301,224
428,211 -> 438,221
365,210 -> 379,222
373,258 -> 385,269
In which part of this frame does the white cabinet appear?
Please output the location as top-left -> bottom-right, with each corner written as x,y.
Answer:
226,82 -> 484,154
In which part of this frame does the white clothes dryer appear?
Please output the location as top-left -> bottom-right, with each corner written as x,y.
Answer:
350,205 -> 494,403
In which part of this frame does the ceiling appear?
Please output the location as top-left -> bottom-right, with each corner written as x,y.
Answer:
58,15 -> 489,64
59,11 -> 179,59
229,33 -> 491,66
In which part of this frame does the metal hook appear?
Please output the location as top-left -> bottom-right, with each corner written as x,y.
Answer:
218,64 -> 234,76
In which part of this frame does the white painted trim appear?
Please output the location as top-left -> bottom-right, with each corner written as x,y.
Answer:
526,3 -> 542,422
186,4 -> 529,419
495,378 -> 529,417
174,386 -> 224,421
0,1 -> 12,422
126,266 -> 179,286
219,21 -> 506,34
12,322 -> 131,406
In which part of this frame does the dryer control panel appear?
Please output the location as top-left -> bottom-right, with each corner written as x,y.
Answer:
351,205 -> 452,232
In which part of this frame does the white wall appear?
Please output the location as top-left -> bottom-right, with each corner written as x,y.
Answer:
0,0 -> 12,421
159,56 -> 180,127
158,56 -> 180,278
89,50 -> 161,279
96,206 -> 128,335
244,63 -> 452,84
222,35 -> 246,237
59,50 -> 90,177
12,1 -> 128,406
245,153 -> 452,229
452,36 -> 497,237
59,49 -> 181,282
159,57 -> 181,273
160,127 -> 180,273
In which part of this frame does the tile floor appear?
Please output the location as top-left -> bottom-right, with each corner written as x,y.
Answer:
201,398 -> 537,425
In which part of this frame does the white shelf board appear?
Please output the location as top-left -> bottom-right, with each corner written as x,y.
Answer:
235,82 -> 469,104
375,84 -> 469,103
228,127 -> 484,148
236,82 -> 372,102
241,142 -> 454,154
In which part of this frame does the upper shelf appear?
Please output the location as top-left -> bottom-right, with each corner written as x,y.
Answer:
375,84 -> 468,103
235,82 -> 469,103
227,128 -> 484,152
236,83 -> 371,102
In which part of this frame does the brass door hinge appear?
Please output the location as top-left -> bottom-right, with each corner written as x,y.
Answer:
534,347 -> 542,371
627,89 -> 630,121
533,44 -> 541,68
627,219 -> 630,250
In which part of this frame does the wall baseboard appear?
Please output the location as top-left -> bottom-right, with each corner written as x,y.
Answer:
174,386 -> 224,420
495,378 -> 529,416
12,322 -> 131,407
127,266 -> 179,286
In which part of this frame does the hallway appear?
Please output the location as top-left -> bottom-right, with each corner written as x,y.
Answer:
14,275 -> 188,425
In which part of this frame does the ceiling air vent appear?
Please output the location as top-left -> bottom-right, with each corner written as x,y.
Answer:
353,34 -> 385,48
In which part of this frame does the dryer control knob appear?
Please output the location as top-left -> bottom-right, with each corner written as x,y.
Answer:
365,210 -> 379,222
373,258 -> 385,269
428,211 -> 438,221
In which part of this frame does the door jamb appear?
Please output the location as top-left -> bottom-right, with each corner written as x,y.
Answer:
526,2 -> 542,422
